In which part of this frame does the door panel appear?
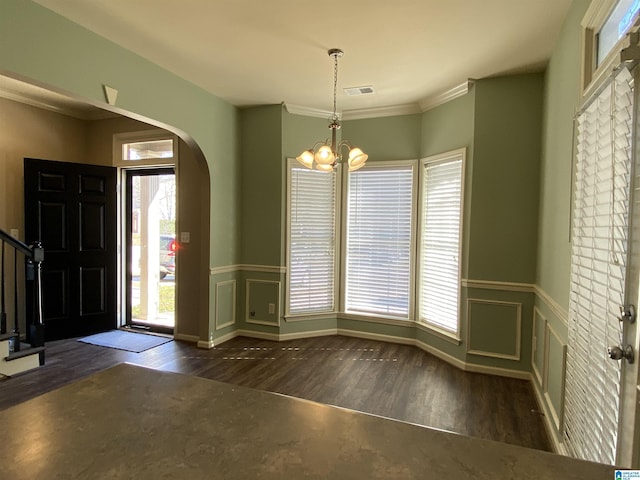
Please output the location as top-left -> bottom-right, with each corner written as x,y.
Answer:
25,158 -> 117,340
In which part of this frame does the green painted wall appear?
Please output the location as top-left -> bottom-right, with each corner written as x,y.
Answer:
421,92 -> 476,279
530,0 -> 590,444
0,0 -> 241,341
282,108 -> 337,159
1,0 -> 584,379
240,105 -> 283,266
0,0 -> 240,268
237,78 -> 543,372
421,91 -> 476,158
342,114 -> 422,161
537,0 -> 591,307
468,74 -> 544,284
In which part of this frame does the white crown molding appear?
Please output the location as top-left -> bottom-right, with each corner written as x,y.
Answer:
419,80 -> 475,112
0,85 -> 117,121
285,101 -> 420,121
283,103 -> 334,119
341,103 -> 422,120
285,80 -> 474,121
0,87 -> 86,119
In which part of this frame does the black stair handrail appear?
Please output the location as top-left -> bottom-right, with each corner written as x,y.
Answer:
0,229 -> 40,259
0,228 -> 45,349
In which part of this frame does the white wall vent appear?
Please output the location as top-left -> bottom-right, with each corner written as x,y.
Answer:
344,86 -> 375,96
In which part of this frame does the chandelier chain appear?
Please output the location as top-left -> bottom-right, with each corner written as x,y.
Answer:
333,52 -> 338,121
295,48 -> 367,172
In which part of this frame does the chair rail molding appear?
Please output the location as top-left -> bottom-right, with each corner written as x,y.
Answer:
210,264 -> 286,275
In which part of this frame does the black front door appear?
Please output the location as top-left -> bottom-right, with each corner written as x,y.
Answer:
24,158 -> 117,340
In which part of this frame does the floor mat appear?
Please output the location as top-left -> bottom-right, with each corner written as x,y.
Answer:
78,330 -> 172,353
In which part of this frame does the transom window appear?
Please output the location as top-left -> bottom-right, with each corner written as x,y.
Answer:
583,0 -> 640,95
113,130 -> 177,167
597,0 -> 640,66
123,139 -> 174,161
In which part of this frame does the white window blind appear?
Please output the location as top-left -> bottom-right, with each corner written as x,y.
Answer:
287,165 -> 337,314
564,67 -> 633,465
345,164 -> 414,318
419,155 -> 463,333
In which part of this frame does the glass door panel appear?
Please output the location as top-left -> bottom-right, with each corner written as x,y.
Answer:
126,168 -> 176,332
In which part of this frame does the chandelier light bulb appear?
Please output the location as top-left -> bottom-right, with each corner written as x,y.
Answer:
314,145 -> 335,165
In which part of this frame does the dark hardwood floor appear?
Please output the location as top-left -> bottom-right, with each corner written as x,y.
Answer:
0,334 -> 551,452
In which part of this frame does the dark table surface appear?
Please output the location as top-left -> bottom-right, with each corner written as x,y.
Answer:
0,362 -> 615,479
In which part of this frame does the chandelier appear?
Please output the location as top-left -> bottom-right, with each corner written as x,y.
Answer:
296,49 -> 368,172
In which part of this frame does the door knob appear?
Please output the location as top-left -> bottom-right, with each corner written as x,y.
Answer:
618,304 -> 636,323
608,345 -> 634,364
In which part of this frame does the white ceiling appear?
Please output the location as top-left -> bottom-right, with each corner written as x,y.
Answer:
12,1 -> 573,117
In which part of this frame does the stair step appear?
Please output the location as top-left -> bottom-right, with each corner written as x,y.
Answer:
1,345 -> 44,377
5,346 -> 45,362
0,332 -> 17,342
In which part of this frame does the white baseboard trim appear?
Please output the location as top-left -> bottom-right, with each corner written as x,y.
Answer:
462,361 -> 530,380
209,328 -> 340,347
234,329 -> 280,341
173,333 -> 199,343
202,326 -> 531,380
337,328 -> 530,380
530,375 -> 567,456
197,339 -> 215,349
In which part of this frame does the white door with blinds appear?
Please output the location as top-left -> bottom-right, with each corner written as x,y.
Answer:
564,66 -> 640,466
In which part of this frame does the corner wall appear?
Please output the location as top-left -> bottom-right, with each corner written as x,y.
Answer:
532,0 -> 591,452
233,75 -> 545,379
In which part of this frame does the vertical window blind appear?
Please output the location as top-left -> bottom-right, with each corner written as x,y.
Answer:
345,165 -> 414,318
287,165 -> 337,314
419,156 -> 463,333
564,67 -> 633,465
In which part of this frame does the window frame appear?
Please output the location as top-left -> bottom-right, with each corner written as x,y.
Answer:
339,160 -> 418,322
285,158 -> 342,319
582,0 -> 640,99
113,130 -> 178,167
416,148 -> 466,342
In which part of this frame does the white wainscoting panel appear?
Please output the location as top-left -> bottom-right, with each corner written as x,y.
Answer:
466,298 -> 522,361
544,322 -> 567,432
215,279 -> 236,330
245,279 -> 281,326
